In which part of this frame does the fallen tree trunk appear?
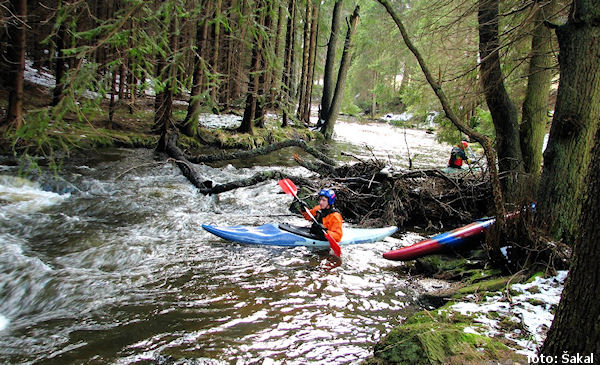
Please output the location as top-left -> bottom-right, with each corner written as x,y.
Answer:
166,133 -> 312,194
188,138 -> 337,166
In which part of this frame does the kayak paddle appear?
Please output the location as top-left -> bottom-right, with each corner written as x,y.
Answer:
278,178 -> 342,257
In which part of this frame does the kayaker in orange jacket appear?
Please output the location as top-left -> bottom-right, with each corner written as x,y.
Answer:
301,188 -> 343,242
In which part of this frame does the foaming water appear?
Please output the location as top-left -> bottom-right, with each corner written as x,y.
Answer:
0,176 -> 70,215
0,129 -> 448,364
0,315 -> 7,331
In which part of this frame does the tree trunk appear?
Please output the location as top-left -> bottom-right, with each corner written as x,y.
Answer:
269,3 -> 286,109
155,3 -> 179,151
118,58 -> 126,100
219,0 -> 234,111
540,129 -> 600,360
240,1 -> 265,134
282,0 -> 296,127
3,0 -> 27,129
231,0 -> 249,101
30,9 -> 45,70
296,0 -> 312,123
181,0 -> 209,137
153,57 -> 166,131
210,0 -> 222,109
108,68 -> 118,128
321,5 -> 360,139
254,1 -> 272,129
128,53 -> 136,114
320,0 -> 343,123
478,0 -> 524,201
303,0 -> 319,125
52,10 -> 66,107
537,0 -> 600,244
520,0 -> 557,183
94,0 -> 106,67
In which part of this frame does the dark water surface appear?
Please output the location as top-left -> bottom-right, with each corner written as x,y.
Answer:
0,123 -> 451,364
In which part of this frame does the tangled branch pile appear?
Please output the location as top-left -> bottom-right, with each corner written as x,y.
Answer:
297,157 -> 492,229
166,135 -> 493,230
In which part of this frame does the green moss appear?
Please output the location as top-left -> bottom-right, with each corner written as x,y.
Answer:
372,307 -> 521,364
526,272 -> 545,283
199,122 -> 320,150
527,298 -> 545,306
508,288 -> 522,297
466,269 -> 503,283
414,256 -> 469,277
498,317 -> 526,332
456,277 -> 511,296
486,311 -> 501,320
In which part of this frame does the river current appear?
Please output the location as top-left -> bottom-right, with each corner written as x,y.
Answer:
1,120 -> 451,364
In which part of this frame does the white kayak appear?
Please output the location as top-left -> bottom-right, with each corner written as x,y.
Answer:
202,223 -> 398,248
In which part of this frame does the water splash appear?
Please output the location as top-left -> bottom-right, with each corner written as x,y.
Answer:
0,175 -> 70,215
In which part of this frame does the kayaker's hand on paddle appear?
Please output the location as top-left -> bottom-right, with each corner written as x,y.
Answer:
299,200 -> 309,211
278,178 -> 342,257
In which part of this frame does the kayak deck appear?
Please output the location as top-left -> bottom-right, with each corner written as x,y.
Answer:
202,223 -> 397,248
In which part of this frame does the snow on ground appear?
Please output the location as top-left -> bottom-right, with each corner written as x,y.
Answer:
447,271 -> 568,357
198,113 -> 242,129
24,60 -> 55,88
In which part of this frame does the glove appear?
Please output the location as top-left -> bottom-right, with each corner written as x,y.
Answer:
300,200 -> 309,210
310,222 -> 327,238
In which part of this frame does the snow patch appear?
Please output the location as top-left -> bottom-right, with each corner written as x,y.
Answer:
448,271 -> 568,357
198,113 -> 242,129
24,60 -> 55,88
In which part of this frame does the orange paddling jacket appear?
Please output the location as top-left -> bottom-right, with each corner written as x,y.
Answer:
302,206 -> 343,242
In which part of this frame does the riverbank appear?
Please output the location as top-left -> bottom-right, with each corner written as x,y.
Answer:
366,250 -> 567,364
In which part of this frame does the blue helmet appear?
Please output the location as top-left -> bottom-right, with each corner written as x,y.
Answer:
319,188 -> 336,206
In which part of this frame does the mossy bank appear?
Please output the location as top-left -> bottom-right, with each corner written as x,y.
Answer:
365,253 -> 549,364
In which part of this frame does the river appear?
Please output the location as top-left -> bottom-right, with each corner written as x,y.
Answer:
0,119 -> 452,364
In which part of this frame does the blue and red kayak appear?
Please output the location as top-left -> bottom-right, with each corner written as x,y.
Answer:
384,205 -> 534,261
203,223 -> 397,248
382,217 -> 495,261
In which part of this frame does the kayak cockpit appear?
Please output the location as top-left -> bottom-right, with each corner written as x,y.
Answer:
278,223 -> 326,241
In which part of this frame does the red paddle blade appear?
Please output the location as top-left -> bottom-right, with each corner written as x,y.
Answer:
278,178 -> 297,196
325,232 -> 342,257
